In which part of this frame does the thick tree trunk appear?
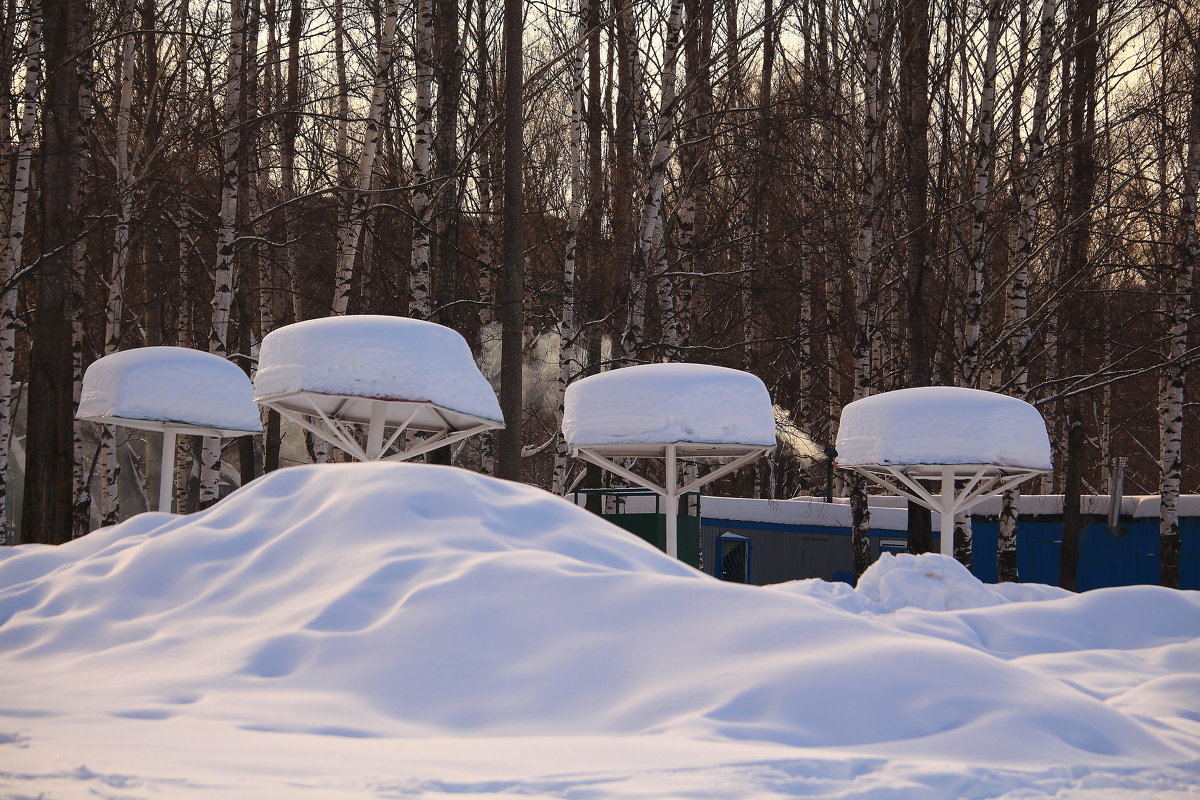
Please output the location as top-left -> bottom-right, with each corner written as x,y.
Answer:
22,0 -> 85,545
899,0 -> 934,552
495,0 -> 524,480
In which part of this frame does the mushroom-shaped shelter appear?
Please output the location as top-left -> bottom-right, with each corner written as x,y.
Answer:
563,363 -> 776,561
76,346 -> 263,511
253,315 -> 503,462
834,386 -> 1051,556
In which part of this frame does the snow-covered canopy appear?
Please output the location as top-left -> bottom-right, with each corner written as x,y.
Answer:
76,346 -> 263,435
1,462 -> 1197,798
253,315 -> 503,427
562,363 -> 776,450
834,386 -> 1052,470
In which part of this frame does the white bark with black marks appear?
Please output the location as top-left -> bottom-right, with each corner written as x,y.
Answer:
202,0 -> 246,505
0,2 -> 41,536
410,0 -> 435,320
333,1 -> 399,316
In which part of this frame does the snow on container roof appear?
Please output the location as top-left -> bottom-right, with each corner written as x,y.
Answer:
562,363 -> 776,450
253,315 -> 503,426
834,386 -> 1051,470
77,346 -> 263,435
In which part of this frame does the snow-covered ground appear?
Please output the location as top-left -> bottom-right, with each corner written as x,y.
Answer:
1,463 -> 1197,799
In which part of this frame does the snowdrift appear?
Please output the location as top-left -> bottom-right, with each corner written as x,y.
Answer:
2,463 -> 1197,775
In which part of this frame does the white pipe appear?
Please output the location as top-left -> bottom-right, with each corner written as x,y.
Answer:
159,428 -> 177,513
665,443 -> 678,558
366,400 -> 386,459
940,467 -> 955,556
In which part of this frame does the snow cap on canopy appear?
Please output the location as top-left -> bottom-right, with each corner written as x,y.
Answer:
834,386 -> 1051,470
253,315 -> 503,424
562,363 -> 777,448
77,346 -> 263,434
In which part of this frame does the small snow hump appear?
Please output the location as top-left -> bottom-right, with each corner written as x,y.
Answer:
855,552 -> 1007,612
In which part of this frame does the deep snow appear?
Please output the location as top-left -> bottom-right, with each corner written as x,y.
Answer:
835,386 -> 1053,469
562,363 -> 777,447
253,315 -> 504,423
75,346 -> 263,433
1,463 -> 1197,798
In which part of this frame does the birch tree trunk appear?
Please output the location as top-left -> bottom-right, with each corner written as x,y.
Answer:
201,0 -> 246,506
0,3 -> 41,538
639,0 -> 684,360
1158,33 -> 1199,589
552,0 -> 586,495
999,0 -> 1057,582
332,0 -> 398,316
71,25 -> 95,538
960,0 -> 1004,389
410,0 -> 435,320
99,0 -> 139,527
851,0 -> 883,579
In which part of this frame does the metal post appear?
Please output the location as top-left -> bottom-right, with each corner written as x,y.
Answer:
940,466 -> 955,556
366,400 -> 386,459
159,428 -> 177,513
665,443 -> 678,558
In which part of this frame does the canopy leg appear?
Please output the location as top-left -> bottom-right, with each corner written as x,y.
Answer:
665,444 -> 678,559
366,400 -> 387,460
159,428 -> 177,513
940,467 -> 955,556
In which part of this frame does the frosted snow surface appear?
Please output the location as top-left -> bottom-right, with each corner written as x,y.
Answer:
76,346 -> 263,433
563,363 -> 776,447
254,315 -> 503,423
835,386 -> 1052,469
2,463 -> 1199,799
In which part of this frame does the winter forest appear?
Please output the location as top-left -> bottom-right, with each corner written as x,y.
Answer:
1,0 -> 1197,576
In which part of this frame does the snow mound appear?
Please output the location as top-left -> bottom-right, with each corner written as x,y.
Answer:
834,386 -> 1052,469
856,553 -> 1007,612
253,315 -> 503,423
1,462 -> 1194,770
76,346 -> 262,433
562,363 -> 776,447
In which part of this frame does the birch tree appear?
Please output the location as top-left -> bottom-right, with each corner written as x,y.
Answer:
999,0 -> 1058,583
1158,25 -> 1199,589
552,0 -> 587,495
960,0 -> 1004,390
0,2 -> 41,539
201,0 -> 246,506
98,0 -> 139,527
410,0 -> 435,319
850,0 -> 884,578
332,0 -> 399,316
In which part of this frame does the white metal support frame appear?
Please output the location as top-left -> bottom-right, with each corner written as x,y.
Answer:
257,391 -> 504,464
846,463 -> 1048,556
76,417 -> 261,514
572,443 -> 772,559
